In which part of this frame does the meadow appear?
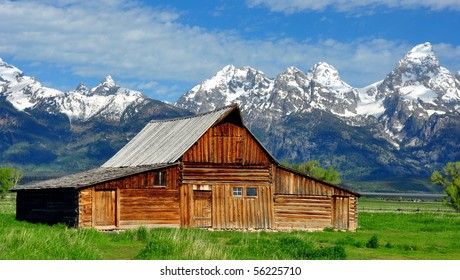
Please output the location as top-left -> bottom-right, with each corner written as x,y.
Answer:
1,194 -> 459,260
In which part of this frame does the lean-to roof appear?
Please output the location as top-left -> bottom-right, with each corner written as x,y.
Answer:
12,164 -> 174,191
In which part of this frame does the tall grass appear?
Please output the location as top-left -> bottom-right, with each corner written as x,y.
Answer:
133,228 -> 346,260
0,213 -> 102,260
0,193 -> 16,214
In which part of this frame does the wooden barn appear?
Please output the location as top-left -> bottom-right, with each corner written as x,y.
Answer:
12,104 -> 360,231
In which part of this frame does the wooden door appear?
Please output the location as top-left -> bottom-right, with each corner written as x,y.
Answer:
192,191 -> 212,228
332,196 -> 349,230
94,190 -> 116,227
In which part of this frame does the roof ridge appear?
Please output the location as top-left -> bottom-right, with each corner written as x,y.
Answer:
149,104 -> 237,123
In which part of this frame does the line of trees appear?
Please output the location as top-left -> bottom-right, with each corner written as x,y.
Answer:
0,167 -> 22,199
283,160 -> 342,185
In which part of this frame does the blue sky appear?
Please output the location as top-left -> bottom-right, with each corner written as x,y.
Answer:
0,0 -> 459,102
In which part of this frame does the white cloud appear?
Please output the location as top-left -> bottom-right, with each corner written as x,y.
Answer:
246,0 -> 460,13
0,0 -> 458,101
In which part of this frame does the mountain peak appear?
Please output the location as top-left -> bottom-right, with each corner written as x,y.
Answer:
0,58 -> 24,83
308,61 -> 342,86
401,42 -> 439,69
102,75 -> 117,87
90,75 -> 119,95
406,42 -> 435,60
75,83 -> 89,92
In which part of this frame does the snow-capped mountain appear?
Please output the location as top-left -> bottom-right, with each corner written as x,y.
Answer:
0,58 -> 63,111
0,59 -> 151,123
176,65 -> 272,113
176,42 -> 460,185
176,42 -> 459,138
360,42 -> 460,148
1,42 -> 459,189
43,76 -> 148,122
0,58 -> 190,175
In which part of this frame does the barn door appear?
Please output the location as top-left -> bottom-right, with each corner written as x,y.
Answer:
192,191 -> 212,228
93,190 -> 116,227
332,196 -> 349,230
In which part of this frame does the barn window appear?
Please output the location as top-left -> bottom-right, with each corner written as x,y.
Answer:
232,187 -> 242,197
246,188 -> 257,197
154,171 -> 166,186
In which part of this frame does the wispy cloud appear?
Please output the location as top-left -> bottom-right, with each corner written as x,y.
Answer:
0,0 -> 458,101
246,0 -> 460,13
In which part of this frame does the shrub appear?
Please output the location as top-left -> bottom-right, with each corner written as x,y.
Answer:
366,234 -> 379,249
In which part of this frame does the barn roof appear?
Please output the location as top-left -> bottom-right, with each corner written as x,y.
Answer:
12,164 -> 174,191
102,104 -> 261,167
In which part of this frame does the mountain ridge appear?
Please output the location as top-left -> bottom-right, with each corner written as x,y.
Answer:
175,42 -> 460,187
1,42 -> 459,191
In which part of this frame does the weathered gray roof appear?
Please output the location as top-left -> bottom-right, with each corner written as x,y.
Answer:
102,104 -> 238,167
12,164 -> 173,191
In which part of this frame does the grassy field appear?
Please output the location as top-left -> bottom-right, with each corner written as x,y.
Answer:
1,194 -> 459,260
358,197 -> 454,213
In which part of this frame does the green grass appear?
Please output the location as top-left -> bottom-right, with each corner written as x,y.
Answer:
359,197 -> 454,213
1,194 -> 459,260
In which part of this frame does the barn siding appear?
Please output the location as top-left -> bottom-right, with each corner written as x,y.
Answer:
274,195 -> 332,230
183,122 -> 271,165
182,163 -> 271,186
16,189 -> 79,227
212,185 -> 273,229
78,166 -> 181,229
119,188 -> 180,228
273,166 -> 358,231
180,161 -> 273,229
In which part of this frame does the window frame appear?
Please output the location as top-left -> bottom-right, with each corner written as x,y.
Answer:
232,187 -> 258,197
232,187 -> 243,197
246,187 -> 257,197
153,171 -> 167,187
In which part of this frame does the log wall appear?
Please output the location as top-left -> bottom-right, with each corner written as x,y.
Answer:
182,163 -> 271,187
273,166 -> 358,231
274,195 -> 332,230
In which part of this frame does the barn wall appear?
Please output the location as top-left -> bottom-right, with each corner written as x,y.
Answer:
274,195 -> 332,230
78,166 -> 181,229
273,166 -> 358,231
274,166 -> 354,197
183,122 -> 271,165
212,185 -> 273,229
180,162 -> 273,229
182,163 -> 271,187
16,189 -> 79,226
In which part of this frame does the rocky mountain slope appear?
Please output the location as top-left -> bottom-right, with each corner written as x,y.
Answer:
176,43 -> 460,191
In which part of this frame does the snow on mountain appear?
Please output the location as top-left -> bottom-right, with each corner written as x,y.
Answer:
54,76 -> 147,121
176,42 -> 460,150
0,59 -> 63,111
0,58 -> 23,83
0,59 -> 148,122
306,62 -> 359,116
176,65 -> 272,114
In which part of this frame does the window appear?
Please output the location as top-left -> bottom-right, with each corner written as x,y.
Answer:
154,171 -> 166,186
232,187 -> 243,197
246,188 -> 257,197
232,187 -> 257,197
